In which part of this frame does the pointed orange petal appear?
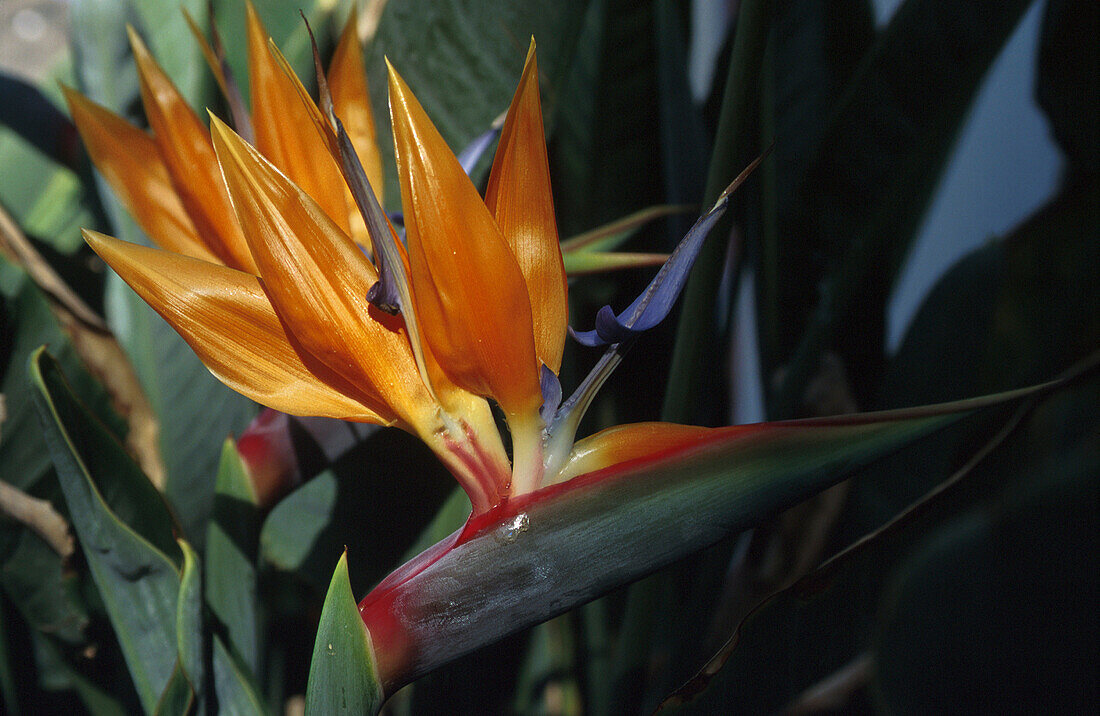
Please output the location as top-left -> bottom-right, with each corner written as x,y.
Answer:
388,63 -> 542,420
328,8 -> 384,206
485,41 -> 568,374
210,116 -> 435,431
128,28 -> 257,274
245,1 -> 350,235
83,230 -> 387,422
63,87 -> 218,264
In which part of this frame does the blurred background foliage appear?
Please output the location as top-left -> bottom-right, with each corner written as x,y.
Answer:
0,0 -> 1096,713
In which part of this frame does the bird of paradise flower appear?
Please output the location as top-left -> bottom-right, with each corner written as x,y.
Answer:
63,4 -> 1054,699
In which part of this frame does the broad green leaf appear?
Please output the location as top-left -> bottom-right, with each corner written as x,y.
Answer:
551,0 -> 661,237
767,0 -> 1033,414
306,553 -> 383,716
359,385 -> 1049,686
664,0 -> 772,426
174,540 -> 203,709
153,663 -> 193,716
757,0 -> 876,369
0,265 -> 123,493
0,267 -> 120,647
659,366 -> 1098,712
30,348 -> 181,713
0,129 -> 92,255
0,65 -> 94,255
211,636 -> 266,716
206,440 -> 259,676
840,175 -> 1099,541
260,470 -> 337,585
260,430 -> 455,593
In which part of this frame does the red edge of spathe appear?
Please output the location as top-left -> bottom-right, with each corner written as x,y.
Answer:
358,422 -> 765,610
357,401 -> 971,613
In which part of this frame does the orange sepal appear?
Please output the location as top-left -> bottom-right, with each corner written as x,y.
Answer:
83,230 -> 386,423
485,41 -> 568,374
388,62 -> 542,419
328,8 -> 384,205
209,115 -> 435,431
127,28 -> 256,274
556,422 -> 719,482
63,87 -> 218,264
245,1 -> 350,235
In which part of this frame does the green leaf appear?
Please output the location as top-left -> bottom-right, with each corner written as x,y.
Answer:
562,250 -> 668,275
206,440 -> 259,676
664,0 -> 772,425
30,348 -> 182,713
359,384 -> 1052,685
260,430 -> 455,594
260,470 -> 337,585
0,264 -> 123,494
560,205 -> 694,254
153,663 -> 193,716
659,367 -> 1098,712
306,553 -> 383,716
0,127 -> 93,255
840,175 -> 1099,541
768,0 -> 1033,414
757,0 -> 876,368
174,540 -> 203,708
211,636 -> 266,716
551,0 -> 662,237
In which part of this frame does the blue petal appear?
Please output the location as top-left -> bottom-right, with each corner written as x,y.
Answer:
570,201 -> 730,346
569,152 -> 768,347
539,363 -> 563,425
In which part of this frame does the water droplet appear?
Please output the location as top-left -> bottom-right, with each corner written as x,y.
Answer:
498,512 -> 529,543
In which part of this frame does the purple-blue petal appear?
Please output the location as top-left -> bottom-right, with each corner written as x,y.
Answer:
539,364 -> 563,424
569,195 -> 731,347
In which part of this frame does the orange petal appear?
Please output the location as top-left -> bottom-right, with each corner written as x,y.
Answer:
245,1 -> 350,235
556,422 -> 718,482
128,28 -> 257,274
485,41 -> 568,374
83,229 -> 387,422
63,87 -> 218,264
388,62 -> 542,419
328,8 -> 384,205
209,116 -> 435,430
